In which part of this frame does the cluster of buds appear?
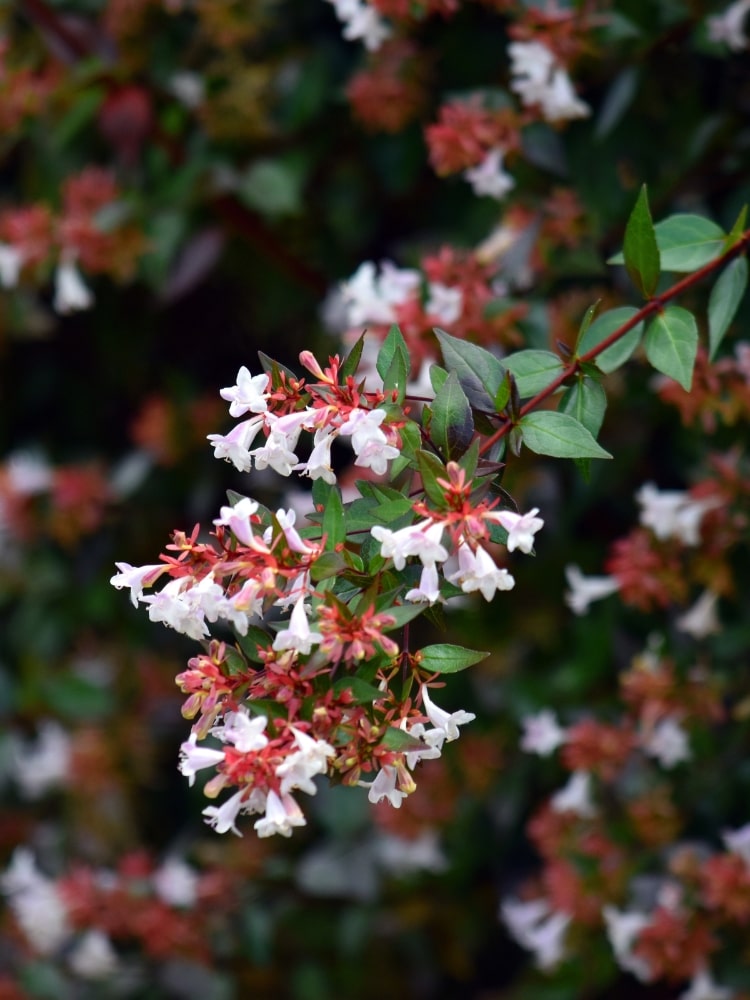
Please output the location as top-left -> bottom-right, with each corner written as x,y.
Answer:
111,333 -> 545,837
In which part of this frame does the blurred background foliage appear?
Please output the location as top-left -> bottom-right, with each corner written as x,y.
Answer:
2,0 -> 750,997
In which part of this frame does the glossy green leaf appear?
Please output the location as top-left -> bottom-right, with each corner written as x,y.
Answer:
236,626 -> 272,662
321,483 -> 346,549
332,677 -> 383,703
434,328 -> 506,411
418,644 -> 488,674
577,306 -> 644,373
380,726 -> 430,752
644,306 -> 699,390
723,204 -> 748,251
653,214 -> 725,271
430,371 -> 474,459
708,256 -> 748,359
502,350 -> 565,398
416,449 -> 448,508
560,376 -> 607,437
339,332 -> 366,381
376,325 -> 410,383
518,411 -> 612,459
622,184 -> 660,297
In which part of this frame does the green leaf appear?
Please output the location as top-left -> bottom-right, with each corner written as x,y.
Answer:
309,551 -> 347,581
644,306 -> 699,390
653,214 -> 726,271
577,306 -> 644,373
376,325 -> 410,382
429,364 -> 449,395
380,727 -> 429,753
339,332 -> 366,381
322,483 -> 346,549
559,376 -> 607,437
723,205 -> 747,251
430,371 -> 474,459
237,158 -> 304,217
575,299 -> 602,346
622,184 -> 660,298
502,350 -> 566,398
594,66 -> 639,139
416,449 -> 448,508
708,256 -> 748,360
434,328 -> 506,411
236,626 -> 272,662
418,644 -> 488,674
332,677 -> 383,703
388,419 -> 421,479
257,351 -> 297,382
518,411 -> 613,459
381,602 -> 428,630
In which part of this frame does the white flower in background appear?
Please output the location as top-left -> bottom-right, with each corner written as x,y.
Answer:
564,564 -> 620,615
373,829 -> 447,875
520,710 -> 567,756
1,850 -> 71,956
168,71 -> 205,108
550,770 -> 596,817
676,589 -> 721,639
464,147 -> 515,200
68,929 -> 119,979
421,685 -> 475,742
178,732 -> 226,786
603,905 -> 654,981
501,896 -> 570,970
425,282 -> 464,323
53,259 -> 93,314
152,856 -> 200,907
325,0 -> 391,51
489,507 -> 544,554
254,790 -> 307,837
680,967 -> 733,1000
340,260 -> 420,328
9,720 -> 72,799
723,822 -> 750,865
636,482 -> 718,546
0,242 -> 22,287
641,715 -> 691,768
708,0 -> 750,50
508,40 -> 590,122
6,450 -> 52,495
219,366 -> 270,416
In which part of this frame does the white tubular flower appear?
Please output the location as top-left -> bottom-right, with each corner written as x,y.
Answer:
9,720 -> 71,800
211,709 -> 268,753
213,497 -> 259,546
3,863 -> 71,956
641,715 -> 691,768
297,430 -> 337,484
489,507 -> 544,553
564,564 -> 620,615
425,282 -> 464,323
219,366 -> 269,416
447,541 -> 515,601
68,930 -> 118,979
202,787 -> 252,836
365,764 -> 407,808
178,733 -> 226,786
463,147 -> 515,200
207,416 -> 265,471
6,450 -> 52,495
371,519 -> 448,571
520,710 -> 567,757
400,719 -> 444,769
676,589 -> 721,639
550,770 -> 596,817
679,967 -> 732,1000
421,685 -> 475,742
501,897 -> 570,970
508,40 -> 590,122
405,562 -> 443,605
53,259 -> 93,314
251,434 -> 299,477
276,727 -> 335,796
603,906 -> 654,982
636,482 -> 718,546
272,596 -> 322,655
708,0 -> 750,50
0,242 -> 23,287
109,561 -> 169,607
273,508 -> 318,555
340,260 -> 420,327
254,790 -> 307,838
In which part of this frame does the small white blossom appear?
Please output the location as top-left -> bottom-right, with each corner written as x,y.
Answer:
276,727 -> 335,796
676,589 -> 721,639
405,562 -> 443,605
0,242 -> 22,287
425,282 -> 464,323
464,147 -> 515,200
152,856 -> 200,907
9,720 -> 72,799
219,366 -> 270,416
520,710 -> 567,757
489,507 -> 544,554
373,829 -> 447,875
53,260 -> 93,314
501,896 -> 570,970
421,685 -> 475,742
207,416 -> 265,471
213,497 -> 259,546
641,715 -> 691,768
202,787 -> 254,836
272,596 -> 323,655
447,541 -> 515,601
109,561 -> 170,607
722,822 -> 750,865
325,0 -> 391,51
508,40 -> 590,122
365,764 -> 407,808
603,905 -> 654,982
178,733 -> 226,786
296,430 -> 337,484
340,260 -> 419,327
636,482 -> 718,546
564,564 -> 620,615
6,450 -> 52,495
680,967 -> 733,1000
211,709 -> 269,753
68,930 -> 118,979
708,0 -> 750,50
550,770 -> 596,817
254,790 -> 307,837
1,852 -> 71,956
371,519 -> 448,571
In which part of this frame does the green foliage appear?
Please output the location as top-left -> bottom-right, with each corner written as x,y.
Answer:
644,305 -> 699,390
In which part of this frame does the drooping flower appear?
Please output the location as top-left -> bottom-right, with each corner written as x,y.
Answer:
53,259 -> 93,314
447,541 -> 515,600
641,715 -> 691,768
421,685 -> 475,741
550,770 -> 596,817
463,146 -> 515,200
272,596 -> 323,655
490,507 -> 544,554
254,790 -> 307,837
564,564 -> 620,615
178,733 -> 226,786
501,896 -> 571,970
520,710 -> 567,757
